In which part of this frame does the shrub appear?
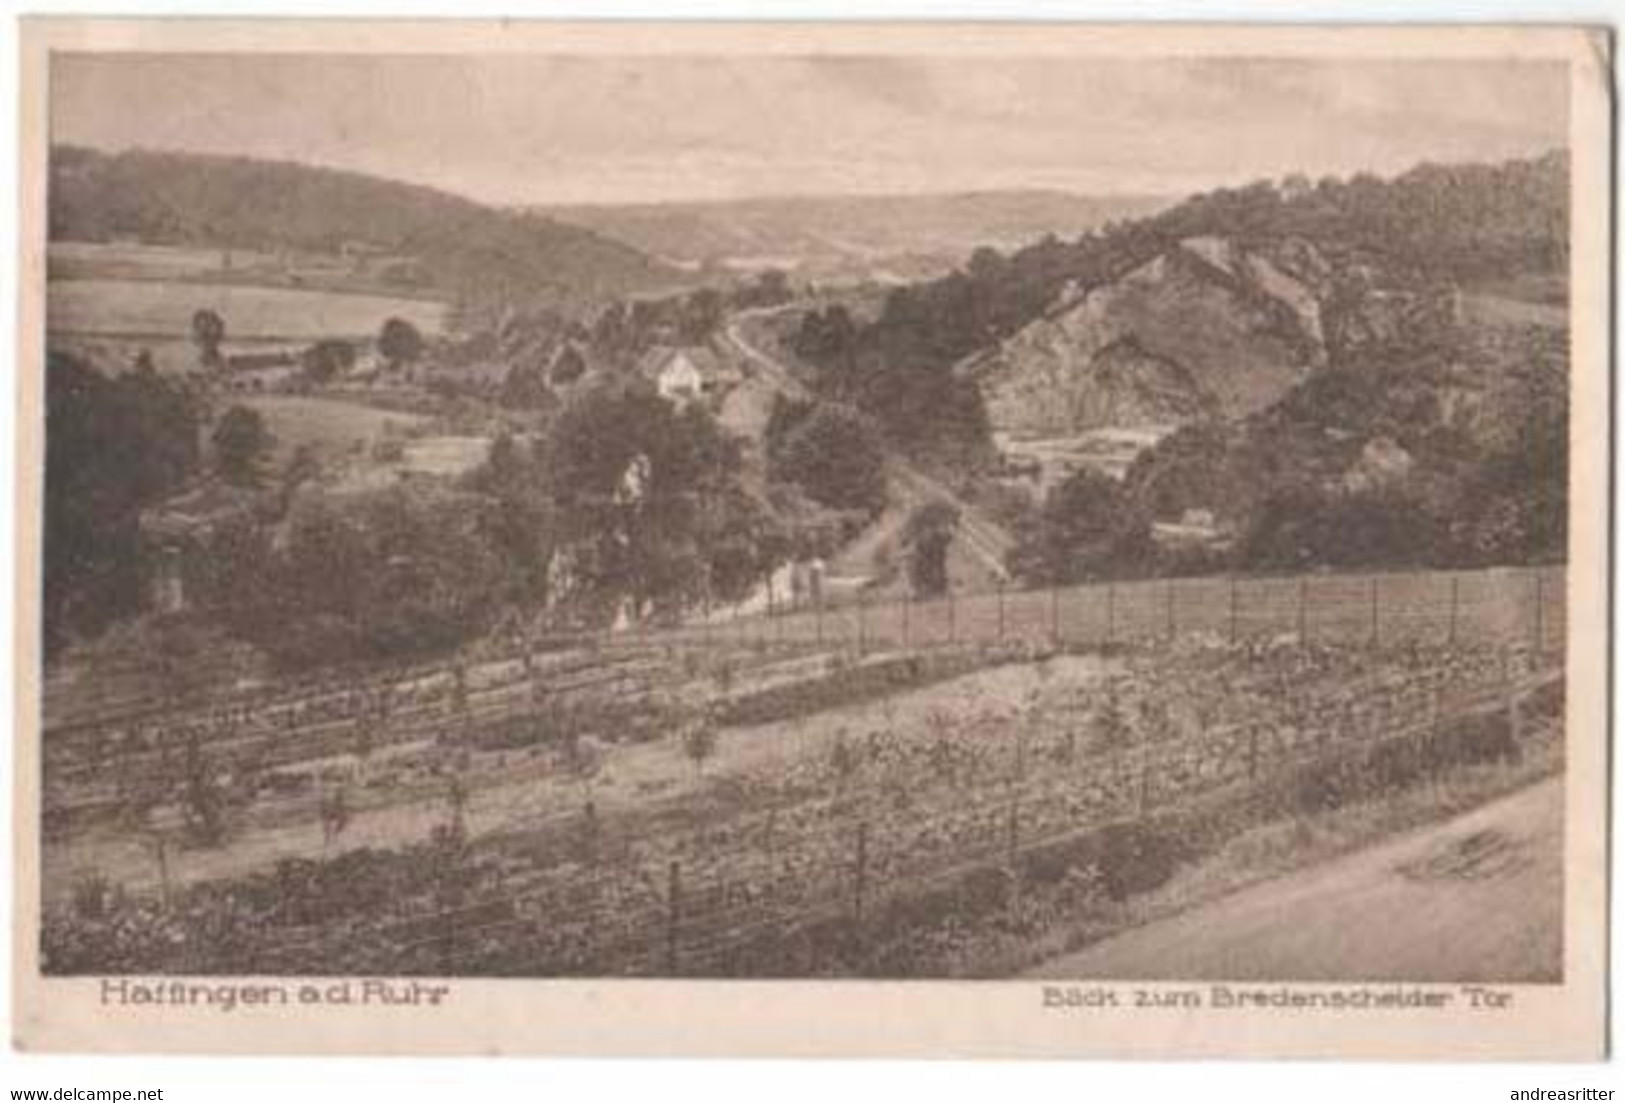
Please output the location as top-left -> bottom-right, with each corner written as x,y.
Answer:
1096,821 -> 1184,901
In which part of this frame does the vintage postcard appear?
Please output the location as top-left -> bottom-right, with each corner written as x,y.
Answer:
12,19 -> 1611,1058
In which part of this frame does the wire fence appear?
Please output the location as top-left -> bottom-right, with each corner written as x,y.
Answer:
41,564 -> 1567,841
675,563 -> 1568,655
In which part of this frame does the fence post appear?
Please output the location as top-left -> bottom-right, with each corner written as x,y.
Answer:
1006,794 -> 1021,861
815,590 -> 824,645
1248,726 -> 1259,780
1429,685 -> 1444,784
996,581 -> 1006,642
154,836 -> 172,909
853,822 -> 869,928
665,858 -> 681,975
1369,576 -> 1380,646
1166,580 -> 1176,639
1106,583 -> 1116,645
1533,571 -> 1544,652
1297,577 -> 1308,644
901,590 -> 911,648
1229,576 -> 1239,643
1448,574 -> 1460,646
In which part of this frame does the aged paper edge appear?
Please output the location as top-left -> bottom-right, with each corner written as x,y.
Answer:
10,18 -> 1612,1059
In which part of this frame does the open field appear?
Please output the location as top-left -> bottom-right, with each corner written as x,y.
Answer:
240,394 -> 426,457
50,241 -> 280,281
47,277 -> 448,343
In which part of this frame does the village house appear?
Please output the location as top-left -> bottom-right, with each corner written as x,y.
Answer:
635,345 -> 741,408
223,348 -> 303,393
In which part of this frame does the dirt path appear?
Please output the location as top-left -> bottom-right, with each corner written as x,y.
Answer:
1026,776 -> 1564,983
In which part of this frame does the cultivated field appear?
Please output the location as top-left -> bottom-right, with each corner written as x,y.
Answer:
47,277 -> 448,344
40,564 -> 1566,979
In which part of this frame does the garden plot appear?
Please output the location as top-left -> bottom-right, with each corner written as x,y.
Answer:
42,636 -> 1556,976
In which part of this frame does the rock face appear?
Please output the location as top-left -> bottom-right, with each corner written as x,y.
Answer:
967,236 -> 1335,435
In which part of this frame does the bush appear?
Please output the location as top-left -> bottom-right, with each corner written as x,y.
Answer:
1096,821 -> 1184,901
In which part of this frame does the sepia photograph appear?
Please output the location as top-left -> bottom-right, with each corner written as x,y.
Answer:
10,18 -> 1610,1060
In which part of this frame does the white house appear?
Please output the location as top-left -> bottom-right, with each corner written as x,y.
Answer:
636,346 -> 739,408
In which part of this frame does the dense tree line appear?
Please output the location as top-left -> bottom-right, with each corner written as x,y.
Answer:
763,396 -> 888,518
536,381 -> 785,620
44,353 -> 201,655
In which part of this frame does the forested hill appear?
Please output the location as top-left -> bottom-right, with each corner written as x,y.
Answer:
48,146 -> 688,309
792,151 -> 1569,457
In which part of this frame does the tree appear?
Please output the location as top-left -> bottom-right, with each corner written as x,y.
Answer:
467,433 -> 556,608
378,317 -> 424,370
770,402 -> 888,516
1095,680 -> 1132,750
550,345 -> 588,386
681,714 -> 719,776
902,500 -> 959,598
234,485 -> 509,670
1008,468 -> 1150,586
500,359 -> 553,410
279,444 -> 322,510
319,786 -> 351,851
190,308 -> 226,368
211,405 -> 275,487
543,383 -> 773,619
179,731 -> 228,846
44,352 -> 200,654
300,339 -> 355,384
829,730 -> 860,792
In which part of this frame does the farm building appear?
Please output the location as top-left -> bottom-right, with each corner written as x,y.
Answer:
636,345 -> 741,408
224,348 -> 303,392
1151,508 -> 1233,552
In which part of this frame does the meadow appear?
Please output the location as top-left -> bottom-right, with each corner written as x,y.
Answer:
48,277 -> 449,343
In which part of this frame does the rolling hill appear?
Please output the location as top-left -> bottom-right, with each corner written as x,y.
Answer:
539,190 -> 1170,284
49,146 -> 688,311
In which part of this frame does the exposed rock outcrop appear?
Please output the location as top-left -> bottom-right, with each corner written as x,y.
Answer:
966,236 -> 1337,435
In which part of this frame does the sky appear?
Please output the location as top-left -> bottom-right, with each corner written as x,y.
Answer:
51,53 -> 1568,206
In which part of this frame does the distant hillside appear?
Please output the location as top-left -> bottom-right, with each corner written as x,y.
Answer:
538,190 -> 1170,283
49,146 -> 688,312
